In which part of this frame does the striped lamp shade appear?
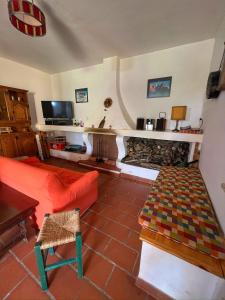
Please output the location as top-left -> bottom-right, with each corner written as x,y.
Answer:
8,0 -> 46,37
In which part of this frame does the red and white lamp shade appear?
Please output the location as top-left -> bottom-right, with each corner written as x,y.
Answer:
8,0 -> 46,37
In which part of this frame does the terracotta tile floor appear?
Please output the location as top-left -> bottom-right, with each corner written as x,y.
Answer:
0,158 -> 154,300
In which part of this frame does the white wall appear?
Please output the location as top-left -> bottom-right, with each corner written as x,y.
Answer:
120,39 -> 214,129
51,64 -> 105,127
200,17 -> 225,233
0,57 -> 52,127
51,39 -> 214,130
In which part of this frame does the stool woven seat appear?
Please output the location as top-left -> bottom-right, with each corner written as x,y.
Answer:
34,209 -> 83,290
37,210 -> 80,250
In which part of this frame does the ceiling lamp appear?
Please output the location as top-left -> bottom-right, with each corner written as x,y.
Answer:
8,0 -> 46,37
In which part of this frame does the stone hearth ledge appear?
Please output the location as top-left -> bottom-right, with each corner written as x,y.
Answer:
36,125 -> 203,180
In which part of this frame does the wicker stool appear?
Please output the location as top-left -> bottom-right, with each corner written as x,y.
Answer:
34,209 -> 83,290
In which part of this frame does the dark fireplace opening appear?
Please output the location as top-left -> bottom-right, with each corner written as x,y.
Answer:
122,137 -> 189,170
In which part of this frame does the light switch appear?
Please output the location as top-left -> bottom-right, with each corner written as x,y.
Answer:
221,183 -> 225,193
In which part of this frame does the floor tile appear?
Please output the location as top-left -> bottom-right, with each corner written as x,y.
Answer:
83,227 -> 110,253
83,249 -> 114,289
100,206 -> 126,222
125,230 -> 142,252
90,202 -> 110,214
0,256 -> 27,299
100,221 -> 130,242
6,276 -> 50,300
117,213 -> 141,232
104,239 -> 137,273
82,211 -> 109,230
56,242 -> 87,261
77,279 -> 108,300
23,250 -> 60,279
10,237 -> 36,260
105,267 -> 147,300
48,265 -> 85,299
133,255 -> 141,276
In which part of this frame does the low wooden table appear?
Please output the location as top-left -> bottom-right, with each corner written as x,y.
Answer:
0,183 -> 39,256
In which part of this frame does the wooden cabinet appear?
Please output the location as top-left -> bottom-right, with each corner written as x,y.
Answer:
0,134 -> 18,158
0,133 -> 38,158
16,133 -> 38,156
0,85 -> 37,158
0,86 -> 30,123
0,89 -> 11,120
11,102 -> 29,122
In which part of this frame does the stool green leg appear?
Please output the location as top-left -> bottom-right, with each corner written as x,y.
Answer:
34,242 -> 48,290
76,232 -> 83,278
49,247 -> 54,256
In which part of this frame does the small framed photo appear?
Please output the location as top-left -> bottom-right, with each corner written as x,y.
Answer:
147,76 -> 172,98
75,88 -> 88,103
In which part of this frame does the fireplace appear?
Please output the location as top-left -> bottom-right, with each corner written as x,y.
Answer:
121,137 -> 189,170
92,134 -> 118,162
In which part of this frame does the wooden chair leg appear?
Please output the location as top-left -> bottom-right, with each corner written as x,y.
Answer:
76,232 -> 83,278
34,242 -> 48,290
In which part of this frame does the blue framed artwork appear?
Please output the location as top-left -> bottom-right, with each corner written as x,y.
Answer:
147,76 -> 172,98
75,88 -> 88,103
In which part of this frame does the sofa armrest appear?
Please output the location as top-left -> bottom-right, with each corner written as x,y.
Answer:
52,171 -> 99,211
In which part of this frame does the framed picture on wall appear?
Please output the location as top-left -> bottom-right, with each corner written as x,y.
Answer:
75,88 -> 88,103
147,76 -> 172,98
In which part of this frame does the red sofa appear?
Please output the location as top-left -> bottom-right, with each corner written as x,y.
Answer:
0,156 -> 99,227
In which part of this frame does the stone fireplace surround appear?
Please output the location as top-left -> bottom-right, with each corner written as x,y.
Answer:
37,125 -> 203,180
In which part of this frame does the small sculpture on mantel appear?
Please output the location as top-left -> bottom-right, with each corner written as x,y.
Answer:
98,116 -> 106,128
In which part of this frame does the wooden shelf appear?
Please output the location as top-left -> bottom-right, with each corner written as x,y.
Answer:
37,124 -> 203,143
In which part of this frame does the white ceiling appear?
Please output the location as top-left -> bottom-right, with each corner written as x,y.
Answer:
0,0 -> 224,74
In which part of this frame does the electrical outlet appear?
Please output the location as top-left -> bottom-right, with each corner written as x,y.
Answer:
221,183 -> 225,192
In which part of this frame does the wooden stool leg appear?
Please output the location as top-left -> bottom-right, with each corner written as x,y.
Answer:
34,242 -> 48,290
76,232 -> 83,278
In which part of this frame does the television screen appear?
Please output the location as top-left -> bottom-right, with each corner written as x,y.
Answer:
41,101 -> 74,119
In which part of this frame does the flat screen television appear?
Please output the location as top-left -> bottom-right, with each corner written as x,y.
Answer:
41,101 -> 74,119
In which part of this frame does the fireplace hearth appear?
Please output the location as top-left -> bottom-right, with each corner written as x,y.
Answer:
122,137 -> 189,170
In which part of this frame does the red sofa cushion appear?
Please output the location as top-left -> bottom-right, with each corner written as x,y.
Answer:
0,156 -> 99,227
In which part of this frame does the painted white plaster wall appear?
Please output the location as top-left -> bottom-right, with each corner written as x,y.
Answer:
120,39 -> 214,130
51,39 -> 214,130
139,241 -> 225,300
0,57 -> 52,127
200,17 -> 225,233
51,63 -> 105,128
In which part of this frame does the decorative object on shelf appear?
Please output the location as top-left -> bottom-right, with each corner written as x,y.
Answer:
171,106 -> 187,132
104,98 -> 113,111
0,127 -> 12,134
147,77 -> 172,98
145,119 -> 153,131
206,42 -> 225,99
8,0 -> 46,37
136,118 -> 145,130
98,116 -> 106,128
179,128 -> 203,134
75,88 -> 88,103
156,112 -> 167,131
48,136 -> 66,151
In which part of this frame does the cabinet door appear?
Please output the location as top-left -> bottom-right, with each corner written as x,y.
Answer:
12,102 -> 29,121
16,133 -> 38,156
0,89 -> 10,120
0,134 -> 18,157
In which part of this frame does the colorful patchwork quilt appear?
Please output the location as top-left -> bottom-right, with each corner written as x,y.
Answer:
139,167 -> 225,259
